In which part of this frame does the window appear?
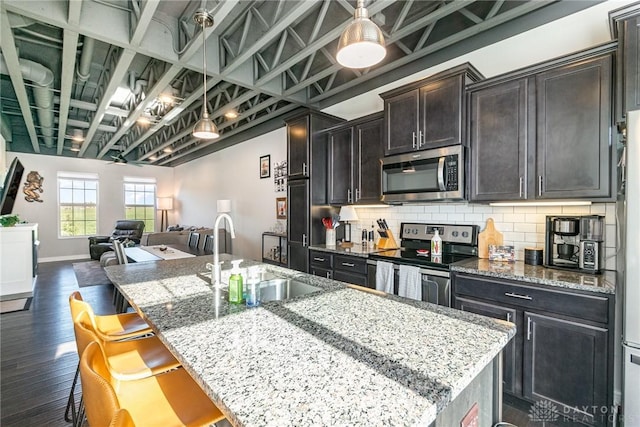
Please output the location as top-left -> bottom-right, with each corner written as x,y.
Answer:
124,178 -> 156,232
58,173 -> 98,237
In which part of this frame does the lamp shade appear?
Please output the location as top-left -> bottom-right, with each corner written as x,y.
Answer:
336,1 -> 386,69
217,199 -> 231,213
157,197 -> 173,210
339,205 -> 359,222
192,111 -> 219,139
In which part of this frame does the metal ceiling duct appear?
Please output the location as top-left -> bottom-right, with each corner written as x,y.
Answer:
0,54 -> 55,148
76,36 -> 95,82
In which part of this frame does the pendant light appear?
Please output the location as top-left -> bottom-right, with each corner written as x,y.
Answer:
336,0 -> 386,69
192,8 -> 219,139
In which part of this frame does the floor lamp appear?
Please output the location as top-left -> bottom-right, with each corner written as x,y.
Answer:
157,197 -> 173,232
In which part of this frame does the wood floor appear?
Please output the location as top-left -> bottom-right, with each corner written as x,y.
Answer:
0,260 -> 586,427
1,260 -> 115,426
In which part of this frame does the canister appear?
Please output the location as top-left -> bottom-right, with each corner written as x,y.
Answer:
525,248 -> 544,265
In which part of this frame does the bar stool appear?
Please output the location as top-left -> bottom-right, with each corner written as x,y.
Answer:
109,409 -> 135,427
66,292 -> 151,424
203,233 -> 214,254
73,311 -> 180,381
80,342 -> 226,427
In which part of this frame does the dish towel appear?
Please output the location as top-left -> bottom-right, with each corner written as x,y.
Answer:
375,261 -> 394,293
398,264 -> 422,301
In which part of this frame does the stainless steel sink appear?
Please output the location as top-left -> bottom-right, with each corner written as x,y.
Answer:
259,278 -> 322,301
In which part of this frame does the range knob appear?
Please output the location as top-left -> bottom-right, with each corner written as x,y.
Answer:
452,231 -> 459,237
462,231 -> 469,237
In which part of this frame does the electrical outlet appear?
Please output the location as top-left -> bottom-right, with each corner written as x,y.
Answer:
460,402 -> 479,427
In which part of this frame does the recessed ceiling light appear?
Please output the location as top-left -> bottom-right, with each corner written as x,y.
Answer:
163,147 -> 173,153
149,154 -> 157,161
224,110 -> 239,119
158,93 -> 174,105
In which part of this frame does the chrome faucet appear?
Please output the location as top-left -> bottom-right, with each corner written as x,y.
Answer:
212,213 -> 235,287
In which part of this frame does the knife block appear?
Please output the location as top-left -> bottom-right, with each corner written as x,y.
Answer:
377,230 -> 399,250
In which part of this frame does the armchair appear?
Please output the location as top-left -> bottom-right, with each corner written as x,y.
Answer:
88,220 -> 145,260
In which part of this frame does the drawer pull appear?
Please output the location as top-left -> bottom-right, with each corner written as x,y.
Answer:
313,257 -> 325,262
527,317 -> 532,341
505,292 -> 532,301
342,262 -> 356,267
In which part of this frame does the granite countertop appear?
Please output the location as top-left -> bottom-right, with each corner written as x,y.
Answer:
106,256 -> 515,426
451,258 -> 616,294
308,244 -> 383,257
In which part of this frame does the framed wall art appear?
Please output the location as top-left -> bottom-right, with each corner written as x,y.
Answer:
276,197 -> 287,219
260,155 -> 271,179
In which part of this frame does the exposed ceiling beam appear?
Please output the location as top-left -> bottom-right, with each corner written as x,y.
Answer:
129,0 -> 160,46
78,48 -> 136,157
56,28 -> 80,154
0,9 -> 40,153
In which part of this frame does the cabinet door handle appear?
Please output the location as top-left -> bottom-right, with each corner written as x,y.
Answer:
303,162 -> 308,176
412,132 -> 417,149
506,312 -> 512,322
355,188 -> 360,202
326,271 -> 332,279
347,188 -> 352,203
302,234 -> 307,247
538,175 -> 543,197
505,292 -> 532,300
342,262 -> 355,267
419,130 -> 424,147
313,257 -> 325,262
519,176 -> 523,198
527,316 -> 532,341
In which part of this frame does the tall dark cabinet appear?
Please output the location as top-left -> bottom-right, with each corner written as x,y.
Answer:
326,113 -> 384,206
469,43 -> 615,202
286,111 -> 343,273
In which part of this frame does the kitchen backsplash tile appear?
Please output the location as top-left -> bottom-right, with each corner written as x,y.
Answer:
351,202 -> 617,271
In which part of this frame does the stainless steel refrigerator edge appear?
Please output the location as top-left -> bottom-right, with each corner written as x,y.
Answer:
622,110 -> 640,426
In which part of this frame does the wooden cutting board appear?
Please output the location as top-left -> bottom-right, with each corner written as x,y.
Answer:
478,218 -> 504,258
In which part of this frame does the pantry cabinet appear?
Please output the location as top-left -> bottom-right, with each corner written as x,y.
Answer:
469,44 -> 615,202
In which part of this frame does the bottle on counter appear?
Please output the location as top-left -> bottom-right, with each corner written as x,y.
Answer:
368,224 -> 375,249
431,229 -> 442,256
362,228 -> 368,249
228,260 -> 244,304
246,266 -> 262,307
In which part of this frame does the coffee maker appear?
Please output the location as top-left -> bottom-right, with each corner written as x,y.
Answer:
544,215 -> 604,274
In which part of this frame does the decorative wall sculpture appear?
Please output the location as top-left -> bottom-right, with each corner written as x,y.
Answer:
23,171 -> 44,203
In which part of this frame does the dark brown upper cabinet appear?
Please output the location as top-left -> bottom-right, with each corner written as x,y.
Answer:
380,64 -> 483,156
469,43 -> 615,202
610,6 -> 640,119
326,113 -> 384,206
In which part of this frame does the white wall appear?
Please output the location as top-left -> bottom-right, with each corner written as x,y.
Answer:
173,127 -> 287,261
5,152 -> 174,261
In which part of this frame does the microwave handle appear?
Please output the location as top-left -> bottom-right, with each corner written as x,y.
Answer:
437,157 -> 446,191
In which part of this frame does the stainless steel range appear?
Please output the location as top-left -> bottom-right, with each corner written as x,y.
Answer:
367,222 -> 479,307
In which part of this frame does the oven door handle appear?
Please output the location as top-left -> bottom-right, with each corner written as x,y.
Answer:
437,157 -> 446,191
367,260 -> 450,278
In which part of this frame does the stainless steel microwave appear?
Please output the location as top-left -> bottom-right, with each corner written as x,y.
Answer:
381,145 -> 464,203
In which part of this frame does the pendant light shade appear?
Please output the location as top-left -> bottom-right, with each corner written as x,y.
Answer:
336,0 -> 386,69
193,110 -> 219,139
192,8 -> 219,140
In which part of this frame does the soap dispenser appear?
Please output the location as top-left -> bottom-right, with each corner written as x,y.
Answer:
431,229 -> 442,256
228,260 -> 244,304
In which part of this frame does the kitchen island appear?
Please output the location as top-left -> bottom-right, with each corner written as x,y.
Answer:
105,256 -> 515,426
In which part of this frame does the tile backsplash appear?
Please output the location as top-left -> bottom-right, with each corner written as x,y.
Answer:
350,202 -> 618,271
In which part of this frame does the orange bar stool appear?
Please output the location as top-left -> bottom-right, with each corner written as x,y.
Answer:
80,342 -> 226,427
108,409 -> 135,427
73,311 -> 180,381
66,291 -> 152,424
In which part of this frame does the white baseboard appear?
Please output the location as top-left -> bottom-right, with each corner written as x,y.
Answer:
40,255 -> 91,263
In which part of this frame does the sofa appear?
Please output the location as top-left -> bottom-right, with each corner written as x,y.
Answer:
140,227 -> 232,254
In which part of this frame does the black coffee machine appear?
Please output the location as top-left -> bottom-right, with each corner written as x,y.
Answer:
544,215 -> 605,274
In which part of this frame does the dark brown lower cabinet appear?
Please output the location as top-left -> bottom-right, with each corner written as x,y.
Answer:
452,272 -> 613,427
523,312 -> 608,426
455,297 -> 520,395
309,250 -> 367,286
